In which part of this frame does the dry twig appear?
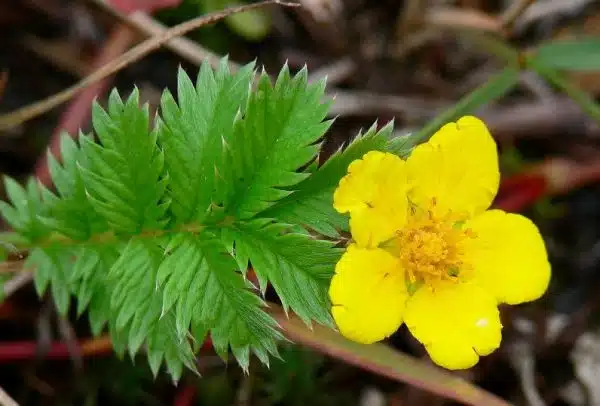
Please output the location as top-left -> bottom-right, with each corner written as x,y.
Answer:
3,271 -> 33,298
0,0 -> 299,131
0,386 -> 18,406
87,0 -> 241,70
426,6 -> 501,33
500,0 -> 538,32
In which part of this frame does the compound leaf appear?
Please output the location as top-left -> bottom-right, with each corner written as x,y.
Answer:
260,121 -> 393,236
158,59 -> 255,224
80,88 -> 168,234
223,220 -> 341,327
223,66 -> 332,219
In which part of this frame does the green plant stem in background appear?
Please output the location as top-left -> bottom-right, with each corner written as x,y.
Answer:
409,67 -> 519,145
528,58 -> 600,123
461,31 -> 600,125
534,38 -> 600,71
422,31 -> 600,137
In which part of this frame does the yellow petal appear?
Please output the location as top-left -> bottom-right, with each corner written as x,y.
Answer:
333,151 -> 408,247
404,281 -> 502,370
464,210 -> 551,305
406,116 -> 499,217
329,245 -> 408,344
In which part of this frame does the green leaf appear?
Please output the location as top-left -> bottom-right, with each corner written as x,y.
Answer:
158,59 -> 255,224
107,239 -> 197,378
410,67 -> 519,146
42,132 -> 107,240
260,121 -> 392,236
223,66 -> 332,219
157,233 -> 206,336
0,178 -> 48,242
534,37 -> 600,71
79,89 -> 168,234
528,57 -> 600,123
109,240 -> 163,331
70,245 -> 118,334
0,59 -> 354,377
146,312 -> 197,382
387,131 -> 421,159
157,232 -> 282,371
26,246 -> 73,315
222,220 -> 341,327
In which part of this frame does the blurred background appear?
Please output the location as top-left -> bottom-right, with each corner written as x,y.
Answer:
2,0 -> 600,405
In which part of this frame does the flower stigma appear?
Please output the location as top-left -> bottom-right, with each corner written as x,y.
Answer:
396,200 -> 476,290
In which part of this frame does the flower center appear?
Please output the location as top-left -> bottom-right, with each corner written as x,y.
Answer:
396,205 -> 475,289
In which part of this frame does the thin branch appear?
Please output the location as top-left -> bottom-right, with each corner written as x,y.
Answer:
513,0 -> 594,30
87,0 -> 241,70
0,0 -> 299,132
426,6 -> 501,33
3,271 -> 33,298
0,386 -> 19,406
500,0 -> 538,31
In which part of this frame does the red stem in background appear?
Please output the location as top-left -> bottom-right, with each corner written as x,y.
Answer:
495,173 -> 548,212
0,335 -> 213,363
495,157 -> 600,212
0,336 -> 113,362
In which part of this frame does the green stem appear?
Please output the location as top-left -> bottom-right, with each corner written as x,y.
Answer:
410,67 -> 520,144
460,30 -> 600,124
528,57 -> 600,123
0,222 -> 208,256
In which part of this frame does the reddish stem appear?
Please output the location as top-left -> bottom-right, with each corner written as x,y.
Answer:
0,334 -> 212,363
495,173 -> 548,212
0,336 -> 113,362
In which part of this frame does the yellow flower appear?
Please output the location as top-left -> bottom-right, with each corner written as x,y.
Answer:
329,116 -> 551,370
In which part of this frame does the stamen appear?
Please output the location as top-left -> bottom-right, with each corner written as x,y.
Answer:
397,206 -> 473,292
